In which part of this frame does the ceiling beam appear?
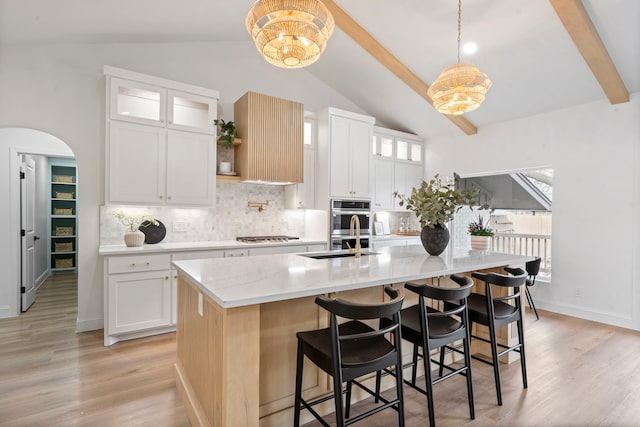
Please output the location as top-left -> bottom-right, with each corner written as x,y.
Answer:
550,0 -> 629,104
322,0 -> 478,136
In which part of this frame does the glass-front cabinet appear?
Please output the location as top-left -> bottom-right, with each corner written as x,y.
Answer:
371,126 -> 424,210
109,77 -> 216,134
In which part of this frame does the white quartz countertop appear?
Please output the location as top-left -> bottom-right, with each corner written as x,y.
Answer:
173,246 -> 534,309
98,238 -> 327,256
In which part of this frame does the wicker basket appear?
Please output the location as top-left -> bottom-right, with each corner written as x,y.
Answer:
54,207 -> 74,215
53,175 -> 74,183
55,191 -> 74,199
54,257 -> 74,268
54,242 -> 73,252
55,226 -> 74,236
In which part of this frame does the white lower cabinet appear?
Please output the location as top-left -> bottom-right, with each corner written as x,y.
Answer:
103,244 -> 326,345
104,253 -> 173,345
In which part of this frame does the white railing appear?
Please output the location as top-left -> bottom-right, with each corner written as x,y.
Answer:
492,233 -> 552,276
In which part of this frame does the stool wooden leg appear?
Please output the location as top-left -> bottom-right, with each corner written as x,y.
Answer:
517,316 -> 528,389
463,335 -> 475,419
333,372 -> 345,427
345,381 -> 352,419
487,321 -> 503,406
293,340 -> 304,427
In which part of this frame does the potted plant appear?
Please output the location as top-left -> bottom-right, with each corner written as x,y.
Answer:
213,119 -> 237,148
112,210 -> 158,247
468,214 -> 495,250
394,173 -> 485,255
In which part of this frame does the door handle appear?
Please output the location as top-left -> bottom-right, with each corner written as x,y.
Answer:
34,236 -> 40,241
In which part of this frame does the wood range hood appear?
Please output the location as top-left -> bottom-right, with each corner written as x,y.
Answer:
233,91 -> 303,184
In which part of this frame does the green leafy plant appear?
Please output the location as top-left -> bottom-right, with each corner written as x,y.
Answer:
214,119 -> 237,148
468,215 -> 495,236
112,210 -> 158,232
394,173 -> 487,229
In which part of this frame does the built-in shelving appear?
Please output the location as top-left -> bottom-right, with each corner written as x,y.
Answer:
49,159 -> 77,273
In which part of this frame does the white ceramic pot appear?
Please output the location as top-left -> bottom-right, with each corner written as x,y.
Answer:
470,235 -> 491,250
124,229 -> 145,247
219,161 -> 231,173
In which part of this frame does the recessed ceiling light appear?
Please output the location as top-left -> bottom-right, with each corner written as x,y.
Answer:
463,42 -> 478,54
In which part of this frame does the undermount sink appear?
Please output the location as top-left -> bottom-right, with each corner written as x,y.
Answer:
300,251 -> 378,260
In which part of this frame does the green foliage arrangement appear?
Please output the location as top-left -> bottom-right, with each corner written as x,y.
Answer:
394,173 -> 487,229
468,215 -> 495,236
214,119 -> 237,148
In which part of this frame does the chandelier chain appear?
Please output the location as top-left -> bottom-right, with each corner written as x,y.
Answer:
457,0 -> 461,64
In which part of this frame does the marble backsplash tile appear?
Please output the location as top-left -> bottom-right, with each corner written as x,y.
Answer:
100,183 -> 307,245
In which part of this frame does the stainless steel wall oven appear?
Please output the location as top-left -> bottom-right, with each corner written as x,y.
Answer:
330,199 -> 371,250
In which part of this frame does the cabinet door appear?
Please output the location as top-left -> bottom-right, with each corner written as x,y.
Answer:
166,130 -> 215,205
108,270 -> 172,334
349,120 -> 372,198
167,90 -> 216,135
394,162 -> 423,209
109,77 -> 166,126
109,121 -> 166,204
329,116 -> 351,198
373,157 -> 394,209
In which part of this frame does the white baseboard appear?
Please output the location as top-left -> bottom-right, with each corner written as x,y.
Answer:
0,305 -> 16,319
536,299 -> 636,331
76,317 -> 104,332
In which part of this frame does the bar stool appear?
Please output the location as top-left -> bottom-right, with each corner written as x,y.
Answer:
389,274 -> 475,427
467,267 -> 528,405
524,257 -> 542,320
293,287 -> 405,427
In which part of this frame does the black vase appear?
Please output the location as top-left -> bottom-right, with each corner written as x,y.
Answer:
420,225 -> 450,256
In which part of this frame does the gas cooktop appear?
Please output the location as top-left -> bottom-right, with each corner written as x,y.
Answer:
236,235 -> 300,243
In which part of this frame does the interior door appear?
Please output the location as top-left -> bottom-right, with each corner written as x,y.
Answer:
21,157 -> 37,311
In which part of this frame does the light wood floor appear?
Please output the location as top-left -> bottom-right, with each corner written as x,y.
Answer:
2,275 -> 640,426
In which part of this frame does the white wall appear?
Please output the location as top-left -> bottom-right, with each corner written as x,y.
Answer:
426,94 -> 640,330
0,42 -> 365,329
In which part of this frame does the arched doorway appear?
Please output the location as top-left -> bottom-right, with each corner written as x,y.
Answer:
0,128 -> 77,318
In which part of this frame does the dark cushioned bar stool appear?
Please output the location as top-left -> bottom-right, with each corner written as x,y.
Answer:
467,267 -> 528,405
524,257 -> 542,320
387,274 -> 475,427
293,287 -> 405,427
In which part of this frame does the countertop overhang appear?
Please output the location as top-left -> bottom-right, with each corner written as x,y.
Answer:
173,246 -> 534,309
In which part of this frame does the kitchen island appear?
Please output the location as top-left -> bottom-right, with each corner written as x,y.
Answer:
172,246 -> 533,427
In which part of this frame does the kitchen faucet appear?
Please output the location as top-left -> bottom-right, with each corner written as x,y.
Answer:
349,214 -> 361,258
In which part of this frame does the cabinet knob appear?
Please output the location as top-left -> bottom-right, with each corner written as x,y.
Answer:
167,196 -> 172,200
159,195 -> 163,200
165,276 -> 169,280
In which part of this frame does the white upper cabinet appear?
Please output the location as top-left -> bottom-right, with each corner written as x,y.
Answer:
109,122 -> 167,204
165,130 -> 215,205
105,66 -> 219,206
371,126 -> 424,211
318,109 -> 375,201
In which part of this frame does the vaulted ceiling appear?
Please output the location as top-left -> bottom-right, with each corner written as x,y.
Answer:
1,0 -> 638,139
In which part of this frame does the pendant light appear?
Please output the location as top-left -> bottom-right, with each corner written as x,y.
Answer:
246,0 -> 335,69
427,0 -> 492,115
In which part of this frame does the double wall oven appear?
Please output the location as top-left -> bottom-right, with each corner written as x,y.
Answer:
330,199 -> 371,250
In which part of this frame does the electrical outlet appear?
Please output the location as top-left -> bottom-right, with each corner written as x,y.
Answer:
173,221 -> 188,232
